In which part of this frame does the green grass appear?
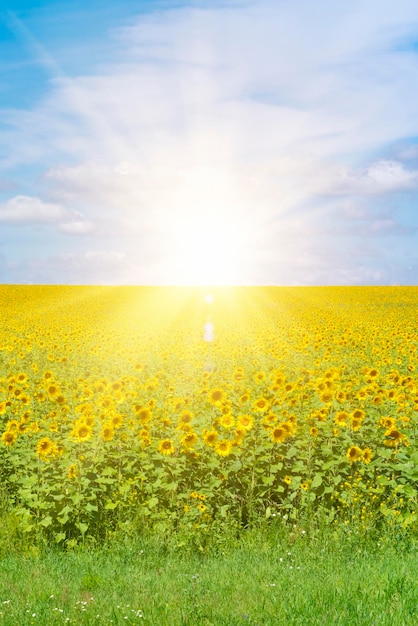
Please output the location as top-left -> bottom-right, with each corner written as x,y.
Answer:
0,522 -> 417,625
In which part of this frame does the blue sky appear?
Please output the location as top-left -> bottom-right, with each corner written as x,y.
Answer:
1,0 -> 418,285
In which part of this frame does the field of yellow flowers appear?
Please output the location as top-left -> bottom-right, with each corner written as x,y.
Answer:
0,285 -> 417,544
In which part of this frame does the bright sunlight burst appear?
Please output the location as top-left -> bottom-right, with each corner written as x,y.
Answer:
167,215 -> 249,285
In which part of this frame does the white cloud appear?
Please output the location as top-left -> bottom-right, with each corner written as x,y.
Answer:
324,159 -> 418,196
0,195 -> 94,237
366,160 -> 418,188
58,220 -> 95,234
0,195 -> 70,223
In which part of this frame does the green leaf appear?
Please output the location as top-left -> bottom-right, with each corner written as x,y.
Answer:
293,461 -> 305,472
21,475 -> 37,487
52,493 -> 65,501
219,505 -> 229,517
311,474 -> 323,489
58,505 -> 72,517
104,500 -> 118,510
286,447 -> 298,459
163,482 -> 178,491
95,477 -> 115,485
101,467 -> 116,476
403,485 -> 417,497
22,523 -> 34,533
76,522 -> 88,534
40,515 -> 52,528
321,460 -> 339,471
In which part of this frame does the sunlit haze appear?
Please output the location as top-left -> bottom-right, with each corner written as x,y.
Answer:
1,1 -> 418,285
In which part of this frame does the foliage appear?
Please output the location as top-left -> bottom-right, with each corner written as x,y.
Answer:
0,285 -> 417,545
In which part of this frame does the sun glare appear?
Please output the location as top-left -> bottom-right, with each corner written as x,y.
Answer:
168,215 -> 248,285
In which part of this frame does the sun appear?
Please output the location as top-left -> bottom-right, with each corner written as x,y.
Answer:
167,214 -> 249,285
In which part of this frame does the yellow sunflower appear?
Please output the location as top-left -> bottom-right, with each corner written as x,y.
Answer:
384,428 -> 407,447
136,407 -> 152,423
346,446 -> 362,462
334,411 -> 348,427
72,423 -> 92,443
253,397 -> 270,412
380,416 -> 396,429
254,371 -> 266,383
271,425 -> 287,444
237,414 -> 254,431
101,424 -> 115,442
320,391 -> 333,404
208,388 -> 226,405
177,410 -> 194,431
67,463 -> 78,479
181,431 -> 198,449
47,384 -> 60,400
261,413 -> 277,429
335,390 -> 347,403
215,439 -> 233,457
202,429 -> 218,447
37,437 -> 57,460
362,448 -> 373,464
158,439 -> 175,455
350,417 -> 363,432
1,431 -> 17,446
219,413 -> 235,429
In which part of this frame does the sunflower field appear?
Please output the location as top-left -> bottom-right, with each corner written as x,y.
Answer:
0,285 -> 417,545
